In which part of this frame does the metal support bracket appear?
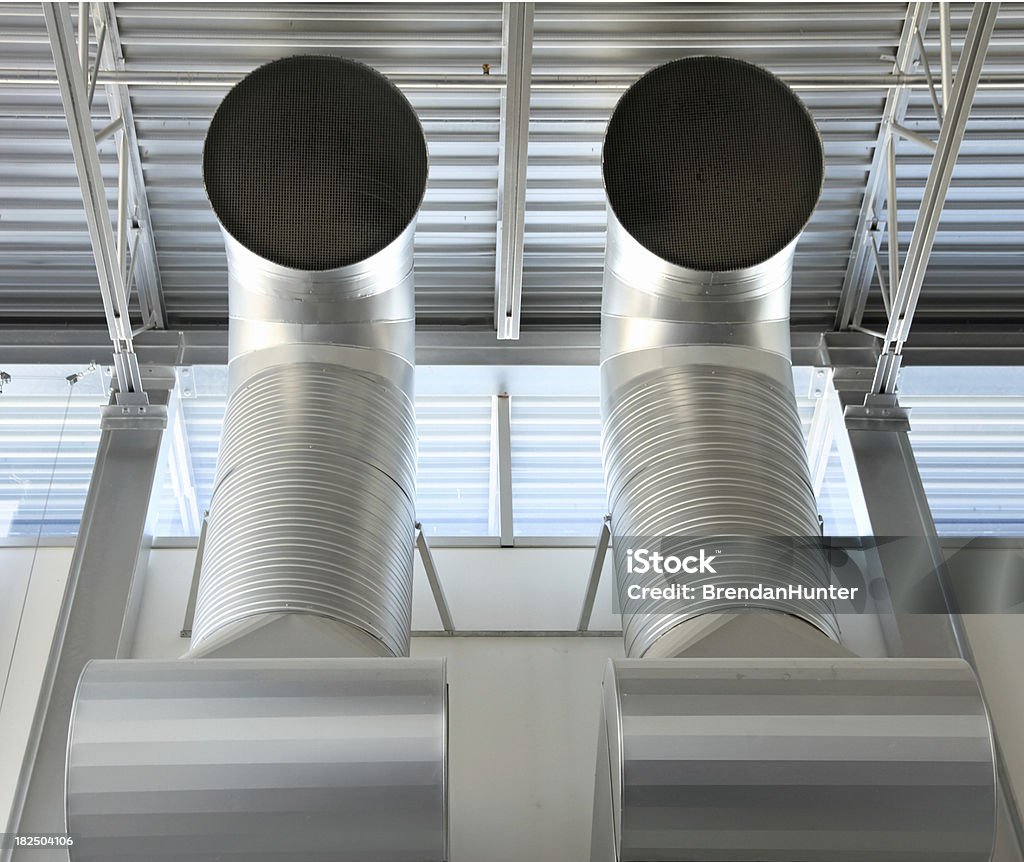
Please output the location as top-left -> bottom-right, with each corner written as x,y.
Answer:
42,2 -> 148,401
99,402 -> 167,430
834,1 -> 932,330
179,511 -> 209,639
416,523 -> 456,634
843,393 -> 912,432
491,392 -> 515,546
577,515 -> 612,633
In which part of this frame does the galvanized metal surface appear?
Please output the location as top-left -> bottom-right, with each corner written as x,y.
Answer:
603,359 -> 841,656
188,56 -> 425,657
66,657 -> 448,862
190,361 -> 418,657
1,3 -> 1022,330
594,657 -> 996,862
599,58 -> 838,657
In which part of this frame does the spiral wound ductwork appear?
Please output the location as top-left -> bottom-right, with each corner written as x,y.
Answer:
63,57 -> 448,862
189,55 -> 428,658
600,56 -> 840,657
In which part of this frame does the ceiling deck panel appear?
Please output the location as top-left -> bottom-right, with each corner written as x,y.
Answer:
0,3 -> 1021,334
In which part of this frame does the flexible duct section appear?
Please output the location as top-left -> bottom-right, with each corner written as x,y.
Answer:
190,56 -> 428,658
600,56 -> 840,657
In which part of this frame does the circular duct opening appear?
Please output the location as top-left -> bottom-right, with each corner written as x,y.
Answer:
602,56 -> 824,272
203,55 -> 428,271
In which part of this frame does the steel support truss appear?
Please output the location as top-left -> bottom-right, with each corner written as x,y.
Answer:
89,3 -> 166,331
835,2 -> 933,331
42,2 -> 162,403
870,3 -> 1001,396
838,2 -> 1001,404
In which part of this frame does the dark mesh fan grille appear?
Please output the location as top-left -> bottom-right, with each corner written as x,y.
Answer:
203,55 -> 428,270
603,56 -> 824,272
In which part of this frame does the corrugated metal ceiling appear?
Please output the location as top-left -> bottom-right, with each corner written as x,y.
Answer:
0,2 -> 1021,332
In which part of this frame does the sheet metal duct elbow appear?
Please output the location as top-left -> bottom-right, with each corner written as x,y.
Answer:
189,56 -> 428,659
64,59 -> 448,862
599,56 -> 840,657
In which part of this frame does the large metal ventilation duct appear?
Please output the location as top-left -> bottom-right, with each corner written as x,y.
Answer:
190,55 -> 428,659
593,658 -> 995,862
67,658 -> 448,862
64,57 -> 448,861
600,56 -> 838,658
591,57 -> 995,862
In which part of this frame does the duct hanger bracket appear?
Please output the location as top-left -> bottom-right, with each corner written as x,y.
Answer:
843,392 -> 911,432
416,523 -> 456,634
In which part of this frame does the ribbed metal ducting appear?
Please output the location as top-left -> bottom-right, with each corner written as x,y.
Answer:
192,363 -> 417,659
601,56 -> 839,658
189,55 -> 427,658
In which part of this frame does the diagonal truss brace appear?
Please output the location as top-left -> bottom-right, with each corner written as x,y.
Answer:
91,3 -> 166,330
834,2 -> 932,331
43,2 -> 146,400
871,2 -> 1001,396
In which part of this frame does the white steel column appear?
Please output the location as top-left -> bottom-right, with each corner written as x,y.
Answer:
5,368 -> 173,862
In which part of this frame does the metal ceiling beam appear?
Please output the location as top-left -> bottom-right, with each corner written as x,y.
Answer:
871,2 -> 1001,395
91,3 -> 166,330
834,2 -> 932,331
6,326 -> 1024,367
494,2 -> 534,340
42,1 -> 145,400
4,68 -> 1024,91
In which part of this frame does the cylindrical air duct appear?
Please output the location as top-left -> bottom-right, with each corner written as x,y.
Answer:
67,658 -> 448,862
592,658 -> 995,862
600,56 -> 840,657
190,56 -> 428,659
